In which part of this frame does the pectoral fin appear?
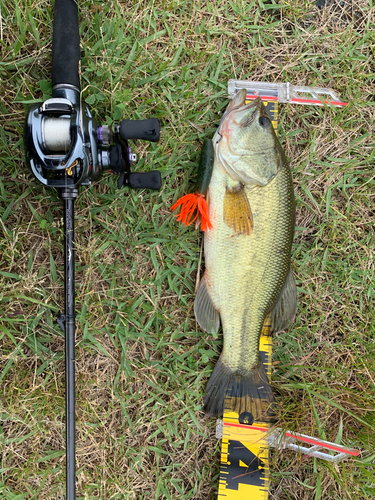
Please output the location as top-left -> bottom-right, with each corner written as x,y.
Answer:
194,274 -> 220,334
264,269 -> 297,336
224,183 -> 253,236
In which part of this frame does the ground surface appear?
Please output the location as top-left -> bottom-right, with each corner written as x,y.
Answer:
0,0 -> 374,498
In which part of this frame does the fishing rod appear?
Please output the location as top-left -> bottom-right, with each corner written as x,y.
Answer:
24,1 -> 161,498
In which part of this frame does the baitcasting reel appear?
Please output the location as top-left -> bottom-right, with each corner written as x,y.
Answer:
24,86 -> 161,191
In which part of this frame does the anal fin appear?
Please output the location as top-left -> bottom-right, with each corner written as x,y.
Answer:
264,268 -> 297,336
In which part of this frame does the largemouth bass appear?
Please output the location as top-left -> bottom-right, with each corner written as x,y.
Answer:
194,89 -> 297,421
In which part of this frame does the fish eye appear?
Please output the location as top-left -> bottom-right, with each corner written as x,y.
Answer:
259,116 -> 271,128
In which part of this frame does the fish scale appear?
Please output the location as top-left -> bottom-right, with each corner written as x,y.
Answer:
194,89 -> 296,420
205,157 -> 294,372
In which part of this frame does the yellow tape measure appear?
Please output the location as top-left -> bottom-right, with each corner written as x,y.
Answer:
217,99 -> 278,500
218,332 -> 272,499
264,100 -> 278,134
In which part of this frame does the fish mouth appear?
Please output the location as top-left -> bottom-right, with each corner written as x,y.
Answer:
215,93 -> 262,144
224,93 -> 262,128
239,95 -> 262,110
234,95 -> 263,127
239,107 -> 257,127
231,94 -> 265,129
228,90 -> 261,113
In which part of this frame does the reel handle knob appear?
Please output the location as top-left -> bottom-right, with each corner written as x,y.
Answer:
117,171 -> 162,190
118,118 -> 160,142
128,171 -> 161,190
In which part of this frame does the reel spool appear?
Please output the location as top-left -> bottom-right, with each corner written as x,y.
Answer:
42,116 -> 71,152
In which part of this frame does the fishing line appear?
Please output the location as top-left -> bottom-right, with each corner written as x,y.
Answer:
43,117 -> 71,152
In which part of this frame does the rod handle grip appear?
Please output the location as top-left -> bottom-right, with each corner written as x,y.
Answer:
52,0 -> 80,90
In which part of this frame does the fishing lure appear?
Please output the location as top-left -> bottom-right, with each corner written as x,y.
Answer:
171,139 -> 214,231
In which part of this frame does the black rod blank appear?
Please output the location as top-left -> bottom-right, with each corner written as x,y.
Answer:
61,190 -> 77,500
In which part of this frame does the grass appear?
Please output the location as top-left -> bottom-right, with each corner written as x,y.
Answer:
0,0 -> 374,498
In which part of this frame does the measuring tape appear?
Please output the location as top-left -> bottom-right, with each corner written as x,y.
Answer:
217,96 -> 277,499
218,319 -> 274,499
216,84 -> 352,498
263,100 -> 278,134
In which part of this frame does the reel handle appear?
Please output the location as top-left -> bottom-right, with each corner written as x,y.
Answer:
118,118 -> 160,142
52,0 -> 80,90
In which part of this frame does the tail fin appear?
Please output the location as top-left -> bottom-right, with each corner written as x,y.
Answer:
203,357 -> 276,422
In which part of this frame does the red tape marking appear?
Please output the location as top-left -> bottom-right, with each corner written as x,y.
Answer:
245,95 -> 348,106
246,95 -> 278,101
291,98 -> 348,106
223,423 -> 359,456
